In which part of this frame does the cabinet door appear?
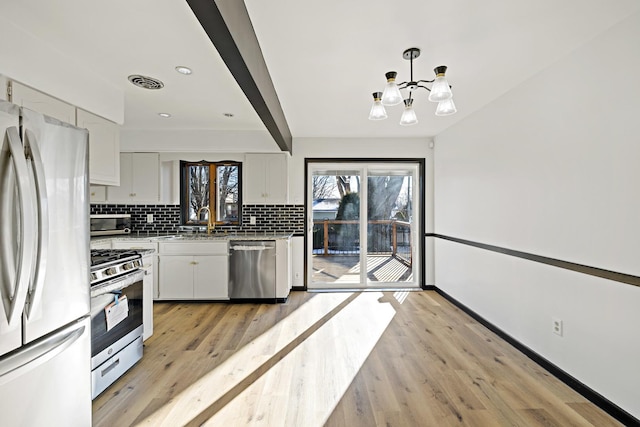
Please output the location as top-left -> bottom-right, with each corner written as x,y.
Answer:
244,154 -> 266,204
106,153 -> 133,201
10,81 -> 75,124
264,154 -> 287,204
132,153 -> 160,202
77,109 -> 120,186
193,255 -> 228,299
90,185 -> 106,203
107,153 -> 159,203
245,153 -> 288,204
158,256 -> 194,299
141,254 -> 154,340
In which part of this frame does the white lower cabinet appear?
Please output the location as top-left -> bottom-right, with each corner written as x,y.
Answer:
158,256 -> 194,299
141,253 -> 154,341
157,242 -> 229,300
275,239 -> 292,298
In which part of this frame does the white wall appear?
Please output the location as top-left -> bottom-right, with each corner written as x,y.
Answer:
434,12 -> 640,418
120,129 -> 279,153
0,16 -> 124,124
290,137 -> 435,284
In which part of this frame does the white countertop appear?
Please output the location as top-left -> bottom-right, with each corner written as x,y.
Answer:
92,232 -> 293,243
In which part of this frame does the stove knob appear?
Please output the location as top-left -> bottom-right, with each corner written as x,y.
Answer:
122,262 -> 133,271
105,267 -> 117,276
134,260 -> 142,268
90,273 -> 97,282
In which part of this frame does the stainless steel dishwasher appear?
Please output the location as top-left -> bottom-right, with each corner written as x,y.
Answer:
228,240 -> 276,299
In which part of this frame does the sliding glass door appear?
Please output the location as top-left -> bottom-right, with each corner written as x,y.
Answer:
307,162 -> 420,289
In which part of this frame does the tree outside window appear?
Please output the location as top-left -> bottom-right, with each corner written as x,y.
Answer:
180,161 -> 241,225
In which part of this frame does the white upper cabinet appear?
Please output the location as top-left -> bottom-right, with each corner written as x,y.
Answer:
9,81 -> 121,186
107,153 -> 160,204
76,109 -> 120,185
89,185 -> 107,203
0,76 -> 8,101
10,81 -> 75,124
244,153 -> 288,204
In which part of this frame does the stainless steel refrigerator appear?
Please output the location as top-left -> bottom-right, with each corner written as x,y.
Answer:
0,100 -> 92,426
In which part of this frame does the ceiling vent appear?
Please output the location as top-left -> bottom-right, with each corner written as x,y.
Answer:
127,75 -> 164,90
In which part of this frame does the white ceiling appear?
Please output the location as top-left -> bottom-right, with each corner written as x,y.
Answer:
3,0 -> 639,147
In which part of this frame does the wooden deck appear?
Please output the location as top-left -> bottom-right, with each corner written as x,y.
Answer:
92,291 -> 621,426
312,254 -> 413,284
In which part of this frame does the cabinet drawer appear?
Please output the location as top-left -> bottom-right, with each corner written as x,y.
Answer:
159,241 -> 228,255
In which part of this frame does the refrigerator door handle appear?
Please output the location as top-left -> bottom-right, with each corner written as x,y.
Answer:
23,129 -> 49,317
2,127 -> 36,326
0,320 -> 86,386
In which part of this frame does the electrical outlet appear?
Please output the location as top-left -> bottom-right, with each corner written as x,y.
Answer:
147,214 -> 153,223
250,216 -> 256,225
552,318 -> 563,336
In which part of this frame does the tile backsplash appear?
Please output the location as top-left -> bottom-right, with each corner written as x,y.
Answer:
90,204 -> 304,235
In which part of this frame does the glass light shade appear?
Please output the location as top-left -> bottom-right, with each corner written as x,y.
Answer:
435,98 -> 457,116
428,76 -> 453,102
399,104 -> 418,126
368,99 -> 387,120
382,81 -> 403,106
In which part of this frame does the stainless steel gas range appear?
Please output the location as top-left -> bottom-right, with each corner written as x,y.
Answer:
90,250 -> 144,399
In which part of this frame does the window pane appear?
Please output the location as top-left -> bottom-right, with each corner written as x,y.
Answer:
216,165 -> 239,222
187,165 -> 210,222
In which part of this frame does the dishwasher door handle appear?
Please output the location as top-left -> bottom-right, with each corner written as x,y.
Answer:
230,245 -> 271,251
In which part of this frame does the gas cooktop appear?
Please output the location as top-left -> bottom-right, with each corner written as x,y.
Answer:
90,249 -> 142,286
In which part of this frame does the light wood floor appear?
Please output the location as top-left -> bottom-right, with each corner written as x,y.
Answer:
92,291 -> 621,427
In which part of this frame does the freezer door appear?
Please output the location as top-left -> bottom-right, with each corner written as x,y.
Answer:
21,109 -> 90,343
0,317 -> 92,427
0,102 -> 29,357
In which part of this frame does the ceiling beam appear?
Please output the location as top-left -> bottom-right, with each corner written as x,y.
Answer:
186,0 -> 293,154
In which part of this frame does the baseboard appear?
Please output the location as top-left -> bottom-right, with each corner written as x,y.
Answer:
434,288 -> 640,427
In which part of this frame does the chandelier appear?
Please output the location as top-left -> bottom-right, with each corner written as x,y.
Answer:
369,47 -> 456,125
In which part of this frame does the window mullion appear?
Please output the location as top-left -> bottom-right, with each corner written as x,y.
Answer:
209,164 -> 216,224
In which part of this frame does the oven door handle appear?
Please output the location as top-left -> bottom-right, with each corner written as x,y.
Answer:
23,128 -> 49,319
90,270 -> 145,298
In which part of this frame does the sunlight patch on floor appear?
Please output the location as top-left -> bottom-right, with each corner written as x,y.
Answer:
134,292 -> 395,426
203,292 -> 395,426
393,290 -> 409,304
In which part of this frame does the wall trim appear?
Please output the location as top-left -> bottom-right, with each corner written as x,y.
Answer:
427,233 -> 640,288
434,288 -> 639,426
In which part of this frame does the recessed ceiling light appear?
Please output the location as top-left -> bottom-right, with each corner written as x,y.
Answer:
158,113 -> 171,118
175,66 -> 192,75
223,113 -> 234,118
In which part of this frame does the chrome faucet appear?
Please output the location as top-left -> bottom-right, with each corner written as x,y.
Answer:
196,206 -> 215,234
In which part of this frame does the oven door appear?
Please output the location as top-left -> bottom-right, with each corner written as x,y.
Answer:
90,271 -> 143,367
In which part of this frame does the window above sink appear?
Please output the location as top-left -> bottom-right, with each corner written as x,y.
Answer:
179,160 -> 242,226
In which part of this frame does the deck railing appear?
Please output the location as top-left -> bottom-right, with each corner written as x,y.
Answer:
312,219 -> 412,265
